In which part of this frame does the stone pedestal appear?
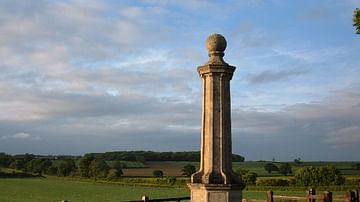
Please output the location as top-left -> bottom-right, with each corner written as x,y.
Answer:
189,184 -> 243,202
189,33 -> 244,202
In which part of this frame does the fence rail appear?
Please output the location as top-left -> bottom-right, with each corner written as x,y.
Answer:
122,196 -> 190,202
243,189 -> 359,202
61,189 -> 359,202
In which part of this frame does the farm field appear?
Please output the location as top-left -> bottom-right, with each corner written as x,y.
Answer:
1,177 -> 345,202
1,160 -> 359,201
0,178 -> 190,202
123,161 -> 199,176
121,161 -> 360,177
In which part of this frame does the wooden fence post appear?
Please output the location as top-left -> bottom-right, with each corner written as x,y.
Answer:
354,190 -> 359,202
307,188 -> 316,202
346,191 -> 356,202
141,195 -> 149,202
323,191 -> 332,202
267,190 -> 274,202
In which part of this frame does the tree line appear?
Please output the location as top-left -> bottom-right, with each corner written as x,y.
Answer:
84,151 -> 245,162
0,151 -> 244,180
0,152 -> 123,180
0,152 -> 200,180
237,164 -> 347,187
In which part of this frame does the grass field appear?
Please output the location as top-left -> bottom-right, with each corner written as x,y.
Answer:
0,178 -> 190,202
1,161 -> 359,201
0,177 -> 356,202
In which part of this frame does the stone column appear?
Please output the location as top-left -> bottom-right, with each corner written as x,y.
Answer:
188,33 -> 244,202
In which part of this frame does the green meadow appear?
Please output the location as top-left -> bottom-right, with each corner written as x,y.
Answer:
1,161 -> 359,202
0,178 -> 189,202
0,177 -> 354,202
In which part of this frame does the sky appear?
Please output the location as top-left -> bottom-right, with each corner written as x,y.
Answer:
0,0 -> 359,161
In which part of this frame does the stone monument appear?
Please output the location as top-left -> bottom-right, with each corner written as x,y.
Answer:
188,33 -> 244,202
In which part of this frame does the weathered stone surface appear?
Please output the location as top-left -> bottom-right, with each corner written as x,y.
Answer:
189,33 -> 244,202
206,33 -> 227,53
189,184 -> 243,202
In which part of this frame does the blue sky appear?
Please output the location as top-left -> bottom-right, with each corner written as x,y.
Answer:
0,0 -> 359,161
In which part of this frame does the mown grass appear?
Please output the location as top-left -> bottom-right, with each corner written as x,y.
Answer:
1,161 -> 359,202
0,178 -> 190,202
0,177 -> 356,202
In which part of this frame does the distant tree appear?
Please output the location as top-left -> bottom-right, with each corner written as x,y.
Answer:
182,164 -> 196,177
27,159 -> 52,174
264,163 -> 278,174
79,156 -> 95,177
278,163 -> 292,176
23,153 -> 35,163
232,154 -> 245,162
57,159 -> 76,177
47,166 -> 58,175
106,169 -> 122,180
353,163 -> 360,170
318,166 -> 345,185
9,159 -> 26,171
89,159 -> 109,179
0,153 -> 12,167
112,160 -> 124,176
235,168 -> 258,185
243,171 -> 258,185
40,159 -> 52,174
153,170 -> 164,178
135,155 -> 146,163
84,151 -> 244,162
167,176 -> 177,185
295,166 -> 344,186
294,158 -> 302,165
353,8 -> 360,34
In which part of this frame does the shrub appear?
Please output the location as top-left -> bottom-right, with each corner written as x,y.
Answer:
264,163 -> 279,174
57,159 -> 76,177
89,159 -> 109,179
243,171 -> 258,185
107,169 -> 122,180
47,166 -> 58,175
182,164 -> 196,177
79,156 -> 95,177
167,176 -> 177,185
153,170 -> 164,178
278,163 -> 292,176
295,166 -> 345,186
352,163 -> 360,170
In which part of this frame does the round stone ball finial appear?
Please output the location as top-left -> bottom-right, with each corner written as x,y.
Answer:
206,33 -> 227,53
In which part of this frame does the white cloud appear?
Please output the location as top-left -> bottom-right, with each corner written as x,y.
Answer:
0,0 -> 359,160
1,132 -> 41,141
13,132 -> 31,139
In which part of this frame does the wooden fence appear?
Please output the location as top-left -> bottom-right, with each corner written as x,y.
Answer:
243,189 -> 359,202
122,195 -> 190,202
61,189 -> 358,202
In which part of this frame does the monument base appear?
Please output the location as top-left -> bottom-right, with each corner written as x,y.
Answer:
188,183 -> 243,202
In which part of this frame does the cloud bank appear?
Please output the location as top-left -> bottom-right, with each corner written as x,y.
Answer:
0,0 -> 359,160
